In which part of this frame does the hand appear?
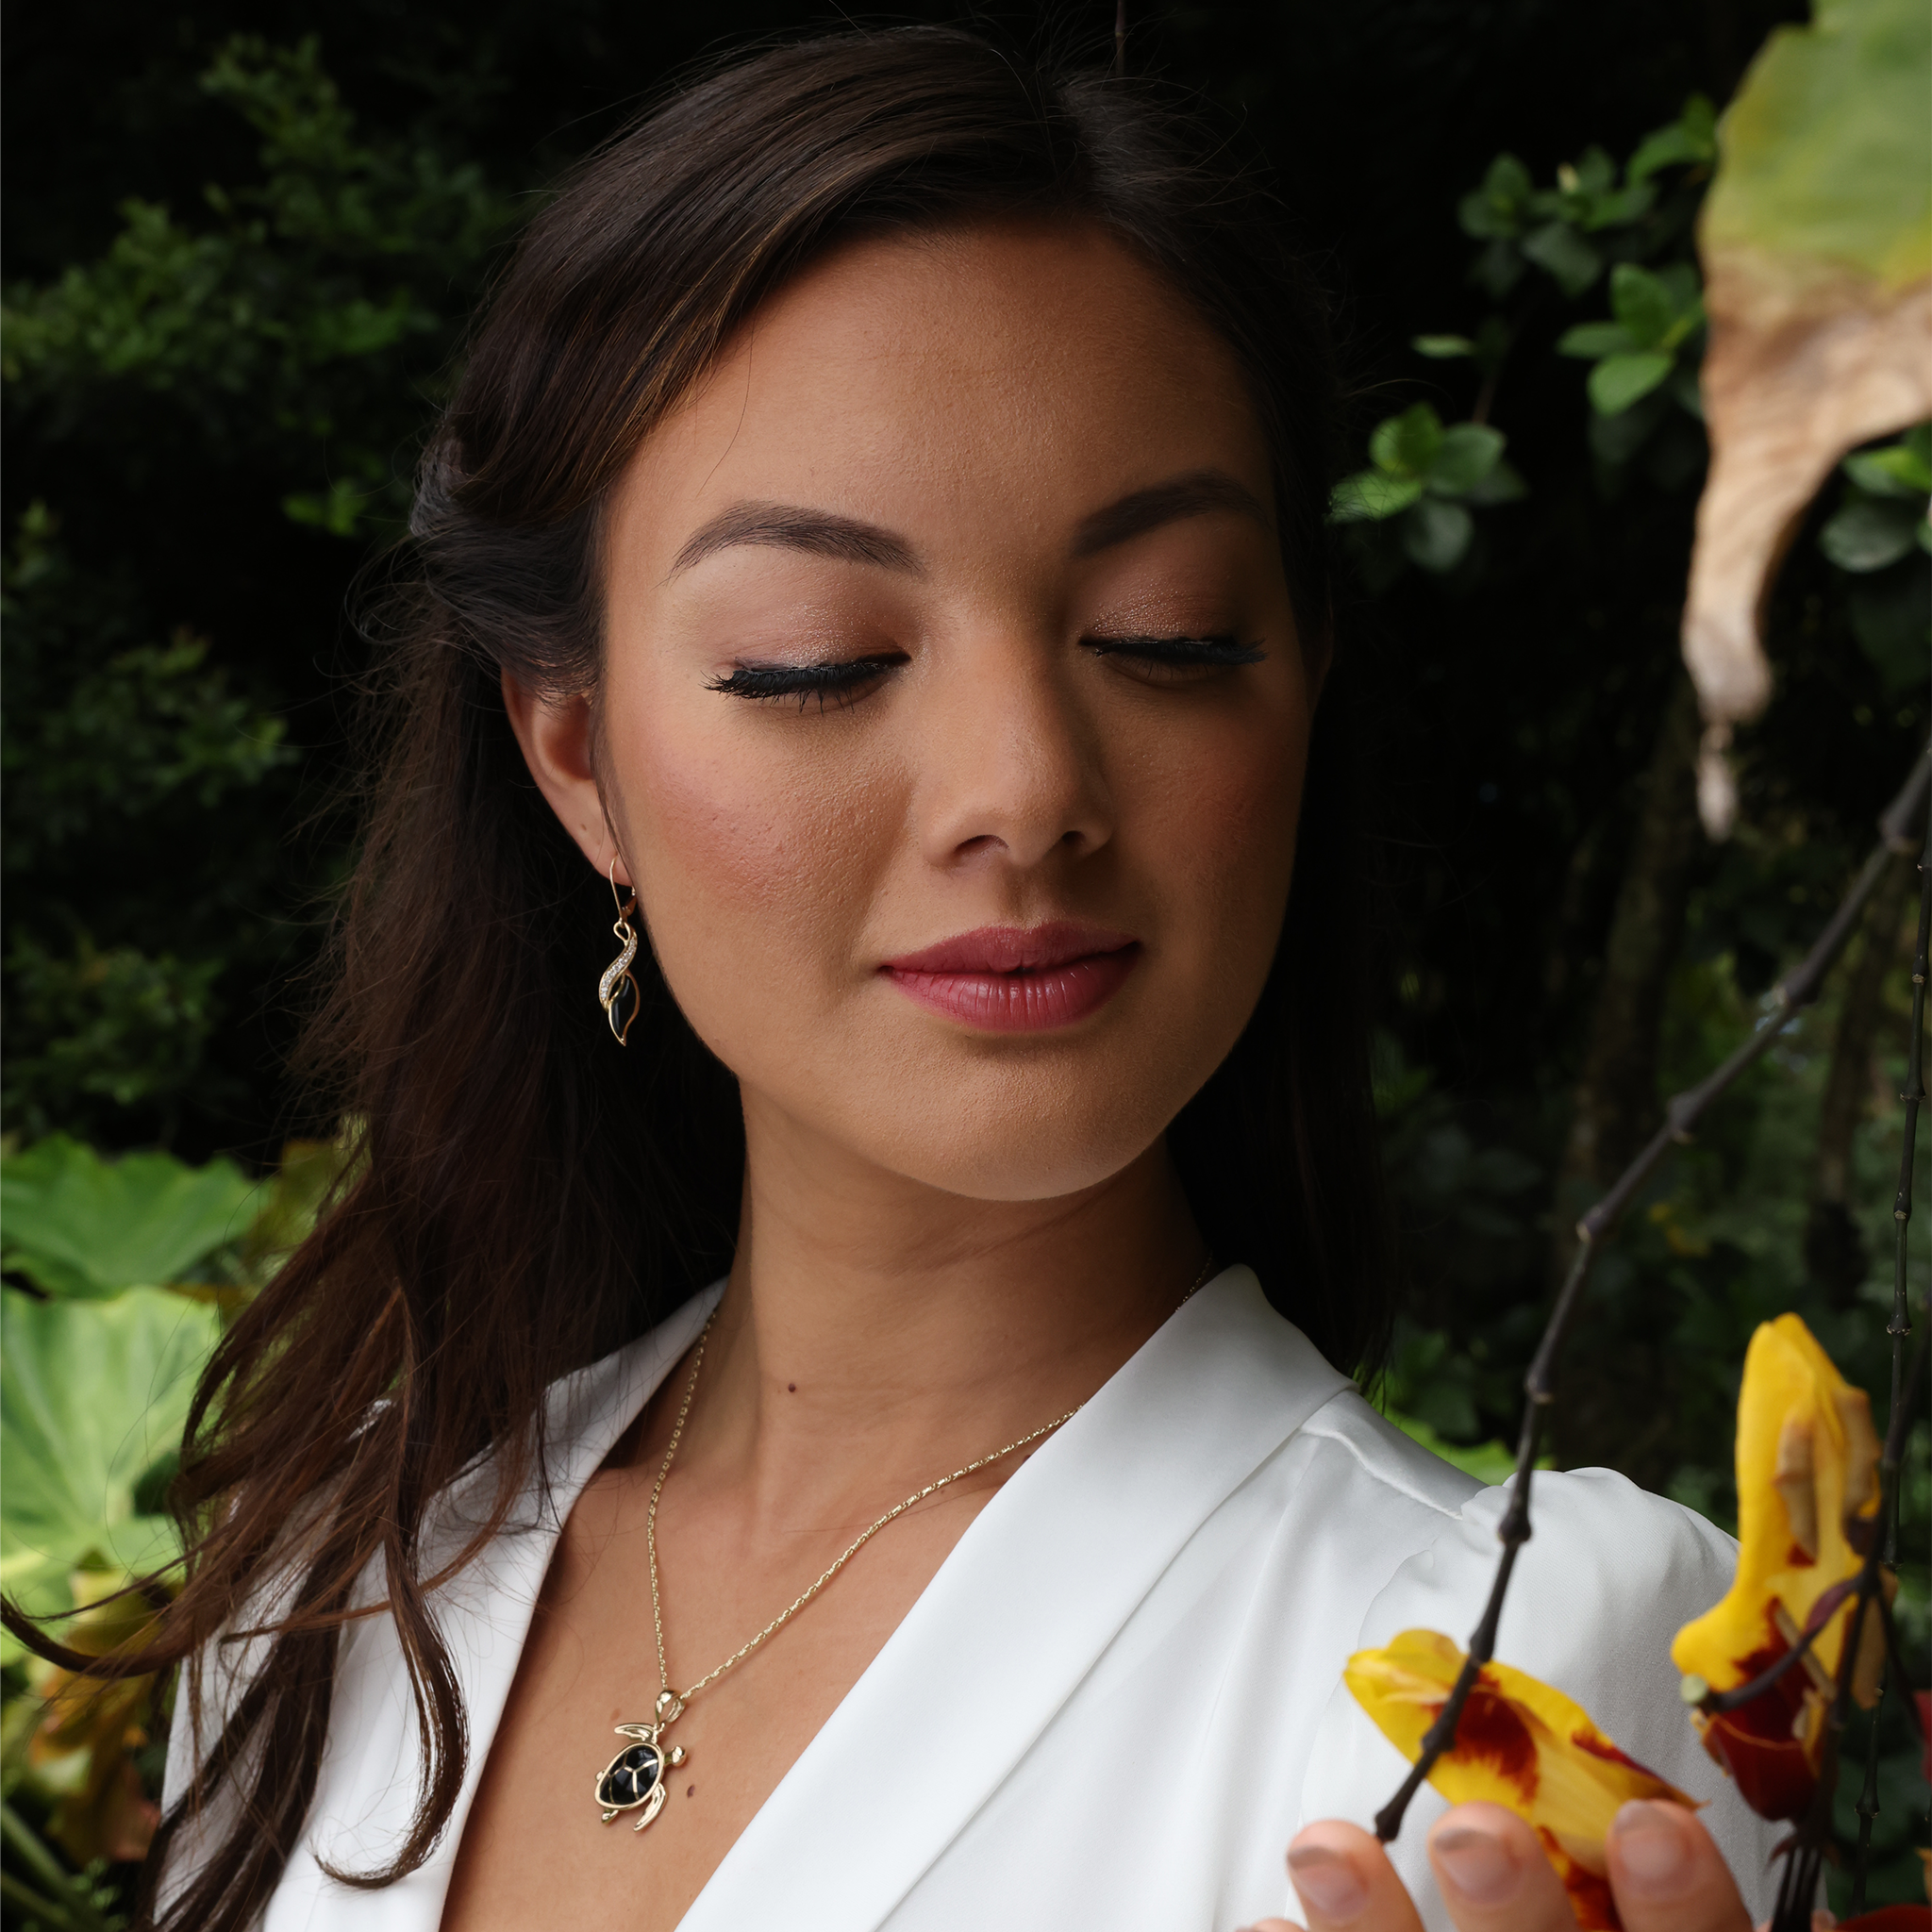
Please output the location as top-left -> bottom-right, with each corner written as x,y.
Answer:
1244,1799 -> 1753,1932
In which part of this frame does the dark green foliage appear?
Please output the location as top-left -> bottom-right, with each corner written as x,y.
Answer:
2,38 -> 522,1155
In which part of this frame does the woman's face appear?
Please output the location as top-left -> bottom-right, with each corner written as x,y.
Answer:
517,221 -> 1320,1203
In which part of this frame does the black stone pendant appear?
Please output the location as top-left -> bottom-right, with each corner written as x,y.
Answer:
594,1719 -> 684,1831
597,1741 -> 660,1811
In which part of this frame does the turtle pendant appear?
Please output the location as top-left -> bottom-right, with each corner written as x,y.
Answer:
594,1696 -> 688,1831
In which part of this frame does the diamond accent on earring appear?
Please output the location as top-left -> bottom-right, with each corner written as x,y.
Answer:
598,926 -> 639,1008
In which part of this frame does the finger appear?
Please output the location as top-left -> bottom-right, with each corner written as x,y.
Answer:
1240,1922 -> 1301,1932
1607,1800 -> 1752,1932
1426,1802 -> 1574,1932
1287,1819 -> 1428,1932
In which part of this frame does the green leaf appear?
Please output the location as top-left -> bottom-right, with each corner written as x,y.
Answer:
1369,403 -> 1445,480
1521,220 -> 1602,295
0,1287 -> 221,1636
1411,335 -> 1475,359
1627,93 -> 1720,183
1402,499 -> 1474,573
1608,262 -> 1678,349
1704,0 -> 1932,291
1427,423 -> 1507,496
1843,435 -> 1932,497
1458,154 -> 1534,241
0,1135 -> 255,1299
1465,458 -> 1528,508
1589,351 -> 1676,416
1820,492 -> 1925,571
1557,322 -> 1638,359
1573,145 -> 1616,196
1329,471 -> 1424,523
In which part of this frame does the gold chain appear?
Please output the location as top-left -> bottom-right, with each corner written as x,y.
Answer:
644,1254 -> 1215,1714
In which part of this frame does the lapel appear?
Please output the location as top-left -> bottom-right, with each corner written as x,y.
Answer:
677,1266 -> 1350,1932
294,1283 -> 723,1924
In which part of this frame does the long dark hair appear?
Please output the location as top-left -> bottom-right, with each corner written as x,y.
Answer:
8,28 -> 1389,1932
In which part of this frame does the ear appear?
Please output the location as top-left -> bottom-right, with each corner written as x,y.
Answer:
500,669 -> 630,885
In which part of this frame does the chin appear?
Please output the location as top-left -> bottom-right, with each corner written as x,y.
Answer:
836,1056 -> 1202,1203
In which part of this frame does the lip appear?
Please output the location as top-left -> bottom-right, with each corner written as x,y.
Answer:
879,922 -> 1141,1033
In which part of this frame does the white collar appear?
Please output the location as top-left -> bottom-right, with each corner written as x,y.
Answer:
303,1267 -> 1348,1928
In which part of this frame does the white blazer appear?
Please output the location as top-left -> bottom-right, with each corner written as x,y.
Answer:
165,1267 -> 1780,1929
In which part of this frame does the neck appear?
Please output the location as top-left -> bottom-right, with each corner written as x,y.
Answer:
666,1100 -> 1206,1515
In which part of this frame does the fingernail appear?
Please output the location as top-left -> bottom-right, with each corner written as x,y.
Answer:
1287,1846 -> 1369,1922
1611,1800 -> 1692,1896
1432,1825 -> 1523,1907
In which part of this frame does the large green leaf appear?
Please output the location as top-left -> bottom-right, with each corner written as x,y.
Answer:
0,1287 -> 221,1656
1703,0 -> 1932,288
1,1133 -> 254,1298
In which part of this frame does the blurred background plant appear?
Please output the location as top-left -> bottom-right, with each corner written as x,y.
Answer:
0,1137 -> 342,1927
2,0 -> 1926,1923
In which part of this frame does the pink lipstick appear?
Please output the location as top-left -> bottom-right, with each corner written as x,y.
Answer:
880,922 -> 1140,1032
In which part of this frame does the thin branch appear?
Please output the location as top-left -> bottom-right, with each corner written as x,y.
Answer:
1373,741 -> 1932,1845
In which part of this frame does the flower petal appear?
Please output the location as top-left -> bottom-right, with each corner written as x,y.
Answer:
1671,1316 -> 1882,1820
1346,1629 -> 1693,1928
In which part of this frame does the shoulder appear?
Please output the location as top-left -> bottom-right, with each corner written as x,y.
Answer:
1291,1464 -> 1779,1928
1292,1385 -> 1487,1520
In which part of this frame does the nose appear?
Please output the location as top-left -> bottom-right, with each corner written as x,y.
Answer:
912,632 -> 1113,874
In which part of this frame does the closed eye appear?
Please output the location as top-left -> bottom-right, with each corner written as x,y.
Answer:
1084,634 -> 1266,683
707,655 -> 905,711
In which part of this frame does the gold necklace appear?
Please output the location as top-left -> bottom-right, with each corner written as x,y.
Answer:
591,1254 -> 1216,1831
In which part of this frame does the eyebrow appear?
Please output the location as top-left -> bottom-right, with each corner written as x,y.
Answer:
670,502 -> 921,576
1072,468 -> 1273,557
667,466 -> 1271,579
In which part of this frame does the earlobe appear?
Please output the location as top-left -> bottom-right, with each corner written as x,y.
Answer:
499,668 -> 625,880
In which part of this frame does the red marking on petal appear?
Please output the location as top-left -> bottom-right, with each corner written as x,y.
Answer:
1570,1730 -> 1668,1779
1697,1708 -> 1816,1822
1838,1908 -> 1931,1932
1539,1828 -> 1623,1932
1454,1676 -> 1539,1797
1721,1630 -> 1811,1746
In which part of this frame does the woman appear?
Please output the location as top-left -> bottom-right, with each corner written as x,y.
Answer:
115,28 -> 1777,1932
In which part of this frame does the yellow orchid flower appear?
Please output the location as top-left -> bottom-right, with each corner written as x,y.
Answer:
1671,1315 -> 1884,1822
1346,1628 -> 1694,1931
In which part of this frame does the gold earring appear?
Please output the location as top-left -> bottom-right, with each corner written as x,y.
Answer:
599,858 -> 641,1046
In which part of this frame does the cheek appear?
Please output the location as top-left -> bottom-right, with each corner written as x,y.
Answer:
609,698 -> 899,1044
1134,702 -> 1309,956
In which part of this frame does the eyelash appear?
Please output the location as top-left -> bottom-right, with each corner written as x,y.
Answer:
706,657 -> 905,711
1085,634 -> 1266,669
708,636 -> 1264,709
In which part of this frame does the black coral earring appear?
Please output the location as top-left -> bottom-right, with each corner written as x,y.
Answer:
599,858 -> 641,1045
